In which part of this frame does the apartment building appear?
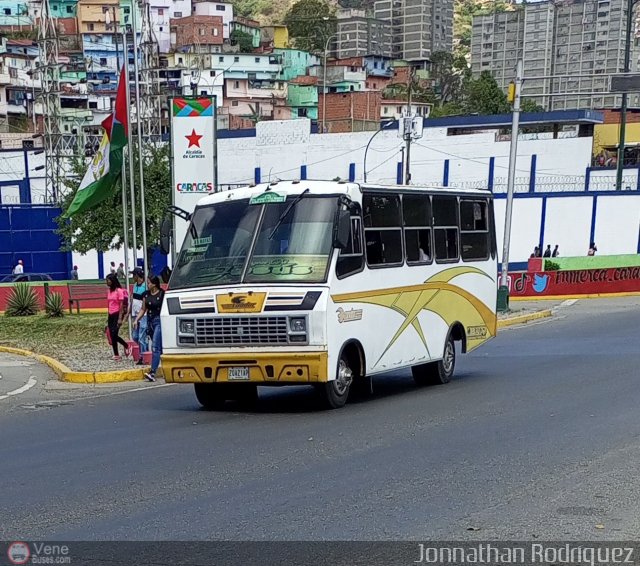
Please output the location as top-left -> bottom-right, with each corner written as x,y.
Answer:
471,0 -> 640,110
149,0 -> 191,53
374,0 -> 453,62
191,0 -> 233,40
335,8 -> 392,59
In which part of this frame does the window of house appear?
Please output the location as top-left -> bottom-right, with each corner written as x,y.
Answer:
174,10 -> 181,16
234,56 -> 240,62
459,199 -> 489,261
158,8 -> 164,15
159,26 -> 163,31
89,100 -> 97,109
178,57 -> 183,64
403,194 -> 432,264
52,4 -> 57,9
219,56 -> 224,62
210,70 -> 215,76
255,57 -> 260,63
66,5 -> 72,12
22,139 -> 34,149
383,107 -> 388,114
234,80 -> 239,88
99,57 -> 107,65
200,28 -> 205,35
88,22 -> 94,30
216,4 -> 225,10
231,100 -> 238,106
363,194 -> 403,266
213,28 -> 218,35
3,8 -> 10,14
337,213 -> 364,278
200,90 -> 207,95
433,196 -> 459,262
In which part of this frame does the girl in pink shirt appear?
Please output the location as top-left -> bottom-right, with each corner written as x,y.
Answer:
106,273 -> 130,360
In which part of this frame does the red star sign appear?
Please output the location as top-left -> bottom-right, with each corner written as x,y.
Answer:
185,129 -> 203,148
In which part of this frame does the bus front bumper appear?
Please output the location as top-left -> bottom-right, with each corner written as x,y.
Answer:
161,352 -> 329,384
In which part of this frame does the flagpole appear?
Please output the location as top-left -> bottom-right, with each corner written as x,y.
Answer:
122,26 -> 139,268
131,3 -> 149,274
115,25 -> 132,340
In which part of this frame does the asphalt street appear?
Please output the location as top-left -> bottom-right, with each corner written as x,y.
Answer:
1,297 -> 640,543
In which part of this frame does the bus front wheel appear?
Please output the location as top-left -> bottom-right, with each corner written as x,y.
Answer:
319,356 -> 353,409
412,335 -> 456,386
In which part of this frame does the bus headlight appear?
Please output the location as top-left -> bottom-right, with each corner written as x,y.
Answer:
289,317 -> 306,333
179,319 -> 195,334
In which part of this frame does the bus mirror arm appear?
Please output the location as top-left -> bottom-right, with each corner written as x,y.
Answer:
333,209 -> 351,249
159,207 -> 193,256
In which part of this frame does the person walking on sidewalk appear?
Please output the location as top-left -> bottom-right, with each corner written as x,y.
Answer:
106,273 -> 130,361
128,267 -> 148,365
135,274 -> 165,382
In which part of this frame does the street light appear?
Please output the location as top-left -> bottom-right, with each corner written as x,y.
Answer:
322,32 -> 339,134
363,119 -> 397,182
615,0 -> 636,190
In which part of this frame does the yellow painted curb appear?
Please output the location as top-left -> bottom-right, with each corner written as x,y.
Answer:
511,292 -> 640,301
498,309 -> 552,329
0,345 -> 146,384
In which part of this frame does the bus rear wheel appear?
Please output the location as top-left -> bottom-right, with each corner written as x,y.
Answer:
412,335 -> 456,386
319,357 -> 353,409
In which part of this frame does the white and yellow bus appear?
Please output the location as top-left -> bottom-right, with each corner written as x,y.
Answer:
161,180 -> 498,409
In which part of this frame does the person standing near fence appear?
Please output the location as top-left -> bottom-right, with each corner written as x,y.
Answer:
106,273 -> 130,361
135,274 -> 165,382
128,267 -> 148,365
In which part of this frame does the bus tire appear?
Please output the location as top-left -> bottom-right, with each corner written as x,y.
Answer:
412,334 -> 456,386
194,383 -> 227,410
319,355 -> 353,409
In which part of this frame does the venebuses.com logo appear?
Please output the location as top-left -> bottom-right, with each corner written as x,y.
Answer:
6,542 -> 71,565
7,542 -> 30,565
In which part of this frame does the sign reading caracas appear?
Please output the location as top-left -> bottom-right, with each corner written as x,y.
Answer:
171,98 -> 216,194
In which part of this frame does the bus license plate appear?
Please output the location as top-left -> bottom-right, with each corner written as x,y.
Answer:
228,367 -> 250,380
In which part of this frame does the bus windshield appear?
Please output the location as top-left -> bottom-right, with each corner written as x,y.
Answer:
169,195 -> 338,289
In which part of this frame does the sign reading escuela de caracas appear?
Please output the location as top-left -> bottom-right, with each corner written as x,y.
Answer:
171,98 -> 216,194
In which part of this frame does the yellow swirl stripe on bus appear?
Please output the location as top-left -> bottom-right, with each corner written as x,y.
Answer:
332,267 -> 496,365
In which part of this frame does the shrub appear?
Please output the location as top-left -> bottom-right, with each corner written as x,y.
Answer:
544,260 -> 560,271
5,283 -> 39,316
45,292 -> 65,318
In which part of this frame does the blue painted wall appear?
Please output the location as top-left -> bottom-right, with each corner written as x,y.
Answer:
0,205 -> 71,279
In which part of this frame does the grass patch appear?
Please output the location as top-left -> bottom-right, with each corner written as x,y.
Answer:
0,313 -> 106,358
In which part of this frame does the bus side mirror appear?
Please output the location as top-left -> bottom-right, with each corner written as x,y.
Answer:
160,216 -> 172,256
334,210 -> 351,249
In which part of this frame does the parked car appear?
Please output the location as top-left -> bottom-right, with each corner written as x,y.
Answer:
0,273 -> 53,283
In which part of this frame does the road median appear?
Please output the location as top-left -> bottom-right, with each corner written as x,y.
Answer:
0,345 -> 146,384
498,309 -> 553,329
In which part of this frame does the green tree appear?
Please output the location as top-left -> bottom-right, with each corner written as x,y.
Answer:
520,98 -> 544,113
429,51 -> 470,106
463,71 -> 511,115
56,144 -> 171,258
230,29 -> 255,52
284,0 -> 336,53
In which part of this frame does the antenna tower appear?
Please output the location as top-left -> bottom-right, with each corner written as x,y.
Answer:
139,0 -> 162,141
36,0 -> 63,203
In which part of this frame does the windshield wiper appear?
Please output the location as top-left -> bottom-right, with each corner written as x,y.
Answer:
268,188 -> 310,240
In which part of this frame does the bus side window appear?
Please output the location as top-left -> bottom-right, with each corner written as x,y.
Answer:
363,194 -> 403,267
337,216 -> 364,278
460,199 -> 490,261
433,196 -> 459,262
403,193 -> 432,264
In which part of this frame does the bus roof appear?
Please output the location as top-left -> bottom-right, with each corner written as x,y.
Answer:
195,180 -> 492,207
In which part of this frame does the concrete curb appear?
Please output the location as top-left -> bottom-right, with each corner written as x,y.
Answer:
0,345 -> 146,384
498,309 -> 553,329
511,292 -> 640,301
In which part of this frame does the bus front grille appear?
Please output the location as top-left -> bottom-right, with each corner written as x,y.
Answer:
194,316 -> 290,346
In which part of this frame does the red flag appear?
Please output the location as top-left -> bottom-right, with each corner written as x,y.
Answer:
101,66 -> 128,143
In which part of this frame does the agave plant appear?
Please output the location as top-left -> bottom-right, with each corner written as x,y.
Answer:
45,292 -> 65,318
5,283 -> 39,317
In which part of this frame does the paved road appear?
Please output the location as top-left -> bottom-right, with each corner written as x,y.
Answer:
1,297 -> 640,542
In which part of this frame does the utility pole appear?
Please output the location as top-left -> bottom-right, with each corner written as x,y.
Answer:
498,59 -> 523,312
615,0 -> 635,190
404,66 -> 415,185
